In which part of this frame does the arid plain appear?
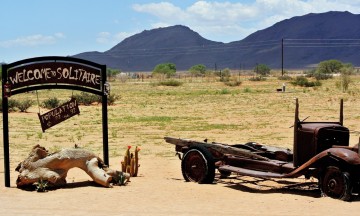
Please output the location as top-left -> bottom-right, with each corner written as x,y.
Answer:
1,75 -> 360,215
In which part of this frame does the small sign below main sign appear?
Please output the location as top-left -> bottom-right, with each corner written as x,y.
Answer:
38,98 -> 80,132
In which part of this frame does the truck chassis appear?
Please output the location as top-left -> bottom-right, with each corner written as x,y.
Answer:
164,99 -> 360,201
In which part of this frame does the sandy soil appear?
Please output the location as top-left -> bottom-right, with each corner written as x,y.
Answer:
2,79 -> 360,215
1,153 -> 360,216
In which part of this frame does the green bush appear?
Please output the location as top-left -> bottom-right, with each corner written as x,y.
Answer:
278,75 -> 292,81
72,92 -> 120,106
8,99 -> 19,112
291,76 -> 321,87
107,94 -> 120,106
336,67 -> 353,92
42,97 -> 60,109
224,80 -> 242,87
0,98 -> 18,112
305,67 -> 333,80
314,73 -> 333,80
17,99 -> 34,112
243,87 -> 252,93
216,88 -> 230,95
152,79 -> 183,87
249,76 -> 266,81
73,92 -> 100,106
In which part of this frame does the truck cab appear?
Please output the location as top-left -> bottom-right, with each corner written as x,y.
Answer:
294,122 -> 349,166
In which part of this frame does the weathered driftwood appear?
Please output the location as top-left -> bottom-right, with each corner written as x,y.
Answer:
15,145 -> 129,188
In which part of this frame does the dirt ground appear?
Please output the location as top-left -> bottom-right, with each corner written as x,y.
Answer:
1,153 -> 360,216
2,78 -> 360,215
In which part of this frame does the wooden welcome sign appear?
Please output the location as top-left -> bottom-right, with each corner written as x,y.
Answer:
2,56 -> 109,187
38,98 -> 80,132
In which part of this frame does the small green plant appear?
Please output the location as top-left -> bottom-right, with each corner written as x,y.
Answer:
111,129 -> 118,138
36,179 -> 48,192
224,80 -> 242,87
249,76 -> 266,81
8,99 -> 19,112
243,87 -> 252,93
68,136 -> 75,142
76,131 -> 83,141
0,98 -> 19,112
48,145 -> 62,153
216,88 -> 230,95
42,97 -> 60,109
336,67 -> 353,92
111,171 -> 129,186
117,172 -> 127,186
152,79 -> 183,87
26,133 -> 32,140
107,94 -> 121,105
17,99 -> 34,112
278,75 -> 292,81
37,132 -> 43,140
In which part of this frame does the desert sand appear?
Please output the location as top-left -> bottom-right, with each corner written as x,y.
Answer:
1,153 -> 359,216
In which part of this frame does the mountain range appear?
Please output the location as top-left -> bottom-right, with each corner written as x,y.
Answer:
74,11 -> 360,72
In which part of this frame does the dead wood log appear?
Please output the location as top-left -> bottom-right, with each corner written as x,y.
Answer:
15,144 -> 128,188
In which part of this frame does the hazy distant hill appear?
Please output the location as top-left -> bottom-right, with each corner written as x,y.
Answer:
74,11 -> 360,71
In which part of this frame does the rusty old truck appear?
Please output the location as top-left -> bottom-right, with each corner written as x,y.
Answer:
164,99 -> 360,201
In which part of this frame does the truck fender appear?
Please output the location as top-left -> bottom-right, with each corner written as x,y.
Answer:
285,148 -> 360,178
324,148 -> 360,165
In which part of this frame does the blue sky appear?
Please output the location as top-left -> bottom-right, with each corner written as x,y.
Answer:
1,0 -> 360,63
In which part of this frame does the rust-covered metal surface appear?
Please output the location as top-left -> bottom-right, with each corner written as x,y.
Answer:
294,122 -> 349,166
219,147 -> 360,179
164,99 -> 360,201
166,136 -> 360,179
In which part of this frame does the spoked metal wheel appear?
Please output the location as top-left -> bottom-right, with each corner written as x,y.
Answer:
320,166 -> 353,201
181,145 -> 215,184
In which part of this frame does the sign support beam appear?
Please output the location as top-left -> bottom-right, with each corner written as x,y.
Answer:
2,63 -> 10,187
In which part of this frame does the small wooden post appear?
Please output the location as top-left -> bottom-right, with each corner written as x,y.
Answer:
293,98 -> 299,167
340,99 -> 344,126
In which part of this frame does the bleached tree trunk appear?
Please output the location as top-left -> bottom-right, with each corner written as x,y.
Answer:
15,145 -> 126,188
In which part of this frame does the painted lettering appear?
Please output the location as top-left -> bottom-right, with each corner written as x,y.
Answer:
8,63 -> 102,91
34,69 -> 42,80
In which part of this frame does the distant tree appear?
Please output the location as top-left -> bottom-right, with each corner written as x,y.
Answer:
152,63 -> 176,78
317,59 -> 343,74
107,68 -> 121,80
220,68 -> 230,82
189,64 -> 206,76
254,64 -> 271,76
214,68 -> 230,82
336,64 -> 354,92
314,59 -> 348,80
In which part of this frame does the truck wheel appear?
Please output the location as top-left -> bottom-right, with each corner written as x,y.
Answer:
181,145 -> 215,184
219,170 -> 231,178
320,166 -> 353,201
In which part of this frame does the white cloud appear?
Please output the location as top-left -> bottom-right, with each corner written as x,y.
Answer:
96,31 -> 136,45
0,33 -> 65,48
133,2 -> 187,19
187,1 -> 257,22
54,32 -> 65,38
96,32 -> 111,44
114,32 -> 135,42
131,0 -> 360,42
